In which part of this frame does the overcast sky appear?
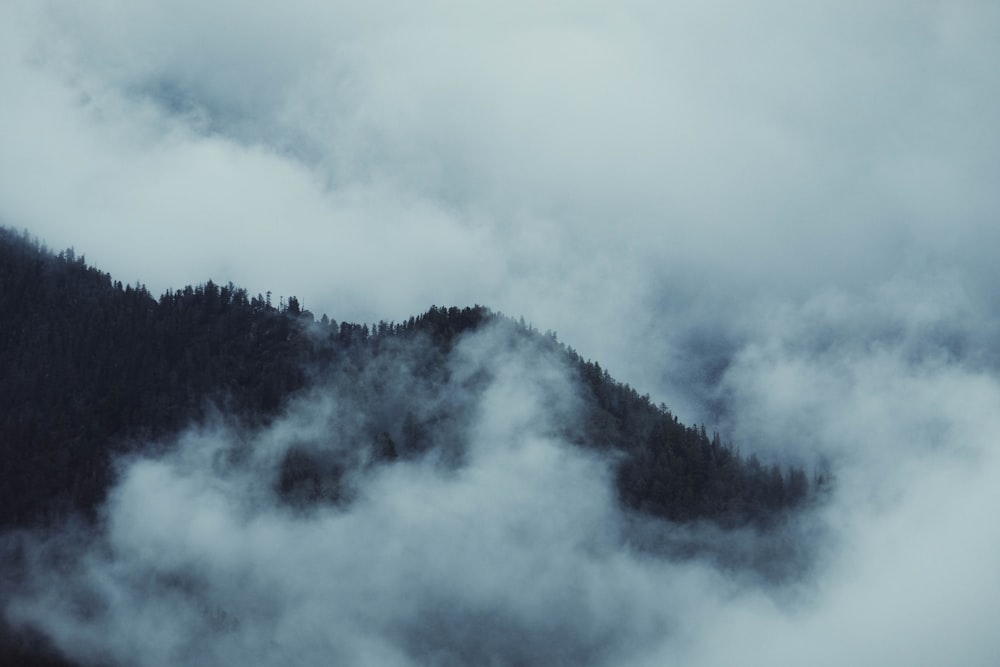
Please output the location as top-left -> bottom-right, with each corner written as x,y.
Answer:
3,1 -> 1000,665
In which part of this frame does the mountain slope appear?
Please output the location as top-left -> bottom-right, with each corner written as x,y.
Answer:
0,227 -> 811,530
0,227 -> 821,667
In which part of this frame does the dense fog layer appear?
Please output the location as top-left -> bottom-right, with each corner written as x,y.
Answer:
2,1 -> 997,394
2,326 -> 764,666
6,318 -> 1000,666
2,1 -> 999,664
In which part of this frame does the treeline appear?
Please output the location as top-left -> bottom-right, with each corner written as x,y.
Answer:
573,352 -> 812,525
0,229 -> 312,525
0,227 -> 814,531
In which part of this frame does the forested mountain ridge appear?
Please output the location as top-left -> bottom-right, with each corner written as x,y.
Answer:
0,226 -> 813,531
1,227 -> 820,666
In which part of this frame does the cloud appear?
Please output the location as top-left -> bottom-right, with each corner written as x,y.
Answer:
2,1 -> 1000,664
2,325 -> 700,666
4,0 -> 998,384
4,2 -> 997,331
6,315 -> 1000,666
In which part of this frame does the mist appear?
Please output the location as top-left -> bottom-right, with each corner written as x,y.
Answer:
2,0 -> 1000,664
6,314 -> 1000,666
4,324 -> 733,666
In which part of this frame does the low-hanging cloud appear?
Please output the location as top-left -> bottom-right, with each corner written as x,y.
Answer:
6,316 -> 1000,666
2,0 -> 1000,664
3,0 -> 999,392
3,324 -> 728,666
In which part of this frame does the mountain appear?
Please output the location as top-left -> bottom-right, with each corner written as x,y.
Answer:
0,226 -> 812,528
0,227 -> 817,666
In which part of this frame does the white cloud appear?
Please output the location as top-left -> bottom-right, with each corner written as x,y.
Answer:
6,314 -> 1000,666
2,1 -> 1000,664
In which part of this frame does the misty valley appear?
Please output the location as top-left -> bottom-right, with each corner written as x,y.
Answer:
1,228 -> 822,666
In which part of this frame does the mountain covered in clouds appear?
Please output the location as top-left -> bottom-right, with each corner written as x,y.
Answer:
0,227 -> 813,528
1,227 -> 816,666
2,1 -> 998,664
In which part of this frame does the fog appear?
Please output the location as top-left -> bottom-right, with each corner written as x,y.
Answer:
4,325 -> 751,666
2,1 -> 1000,664
6,316 -> 1000,666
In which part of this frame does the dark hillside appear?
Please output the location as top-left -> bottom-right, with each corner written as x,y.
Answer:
0,227 -> 810,530
0,229 -> 311,526
0,228 -> 817,667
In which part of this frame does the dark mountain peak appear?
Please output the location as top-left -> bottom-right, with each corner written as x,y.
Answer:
0,227 -> 814,531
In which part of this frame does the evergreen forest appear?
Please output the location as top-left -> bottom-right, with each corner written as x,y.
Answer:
0,227 -> 818,665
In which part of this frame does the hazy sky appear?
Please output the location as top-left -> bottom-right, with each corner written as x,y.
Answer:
3,2 -> 1000,665
3,0 -> 998,401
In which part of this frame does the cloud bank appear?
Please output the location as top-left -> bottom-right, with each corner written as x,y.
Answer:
3,0 -> 998,394
6,317 -> 1000,666
2,1 -> 1000,664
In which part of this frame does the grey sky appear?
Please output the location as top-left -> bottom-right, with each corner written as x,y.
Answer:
3,1 -> 997,389
2,1 -> 1000,664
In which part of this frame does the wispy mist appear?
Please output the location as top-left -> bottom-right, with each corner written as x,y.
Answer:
2,0 -> 1000,664
6,316 -> 1000,666
3,0 -> 998,391
4,325 -> 718,666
